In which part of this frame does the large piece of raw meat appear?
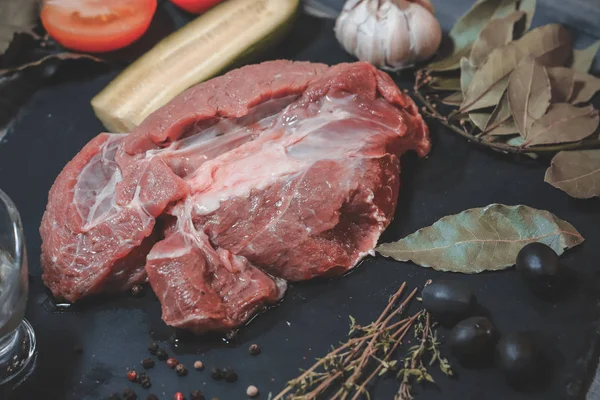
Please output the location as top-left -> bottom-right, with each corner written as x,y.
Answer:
40,61 -> 430,332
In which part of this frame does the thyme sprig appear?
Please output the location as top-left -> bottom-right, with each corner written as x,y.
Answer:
272,282 -> 452,400
395,312 -> 453,400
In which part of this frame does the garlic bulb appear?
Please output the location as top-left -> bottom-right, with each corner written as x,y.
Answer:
335,0 -> 442,71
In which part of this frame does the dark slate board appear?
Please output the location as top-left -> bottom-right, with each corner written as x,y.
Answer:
1,2 -> 600,400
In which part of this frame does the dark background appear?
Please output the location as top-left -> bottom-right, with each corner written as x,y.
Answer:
1,0 -> 600,399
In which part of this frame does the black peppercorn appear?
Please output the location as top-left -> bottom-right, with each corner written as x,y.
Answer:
156,348 -> 168,361
142,358 -> 155,369
137,372 -> 151,388
210,367 -> 223,380
146,396 -> 159,400
122,388 -> 137,400
108,393 -> 121,400
223,368 -> 238,383
248,344 -> 261,355
131,285 -> 144,297
147,342 -> 159,355
176,363 -> 188,376
190,390 -> 205,400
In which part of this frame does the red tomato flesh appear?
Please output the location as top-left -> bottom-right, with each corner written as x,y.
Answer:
41,0 -> 157,53
170,0 -> 223,14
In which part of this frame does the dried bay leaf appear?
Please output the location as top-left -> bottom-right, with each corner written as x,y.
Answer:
459,57 -> 481,127
470,11 -> 525,67
460,57 -> 489,130
526,103 -> 599,146
570,40 -> 600,73
547,67 -> 575,103
429,76 -> 461,91
505,136 -> 537,159
376,204 -> 583,273
427,0 -> 519,72
460,24 -> 572,113
486,118 -> 518,135
441,92 -> 463,106
570,71 -> 600,104
469,112 -> 491,131
0,52 -> 103,75
507,56 -> 551,137
545,150 -> 600,199
460,58 -> 476,94
0,0 -> 39,54
518,0 -> 536,32
427,47 -> 472,73
483,93 -> 518,135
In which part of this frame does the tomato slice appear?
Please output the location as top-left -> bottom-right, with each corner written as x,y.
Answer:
169,0 -> 223,14
41,0 -> 158,53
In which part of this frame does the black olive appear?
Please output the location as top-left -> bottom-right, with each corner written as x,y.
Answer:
516,243 -> 562,294
422,281 -> 474,325
497,332 -> 542,384
448,316 -> 496,365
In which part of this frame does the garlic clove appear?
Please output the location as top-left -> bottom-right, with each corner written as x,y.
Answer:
411,0 -> 435,14
386,1 -> 413,69
403,1 -> 442,63
335,0 -> 442,71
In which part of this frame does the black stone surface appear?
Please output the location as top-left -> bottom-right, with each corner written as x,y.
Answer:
0,2 -> 599,399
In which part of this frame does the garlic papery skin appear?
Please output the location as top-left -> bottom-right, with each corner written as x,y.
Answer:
334,0 -> 442,71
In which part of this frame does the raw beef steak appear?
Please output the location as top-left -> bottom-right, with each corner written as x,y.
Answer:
41,60 -> 430,332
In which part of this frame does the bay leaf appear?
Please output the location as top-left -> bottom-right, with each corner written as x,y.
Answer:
570,71 -> 600,104
459,57 -> 489,130
518,0 -> 536,32
427,47 -> 472,73
507,56 -> 551,138
460,24 -> 572,113
427,0 -> 518,72
505,136 -> 525,146
460,58 -> 476,95
526,103 -> 599,146
547,67 -> 575,103
429,76 -> 462,91
483,93 -> 518,135
441,92 -> 463,106
570,40 -> 600,73
505,136 -> 538,159
469,112 -> 491,131
486,118 -> 519,135
545,150 -> 600,199
0,0 -> 39,54
0,52 -> 103,76
470,11 -> 525,67
376,204 -> 583,273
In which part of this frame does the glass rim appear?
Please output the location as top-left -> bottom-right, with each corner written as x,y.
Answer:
0,188 -> 24,270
